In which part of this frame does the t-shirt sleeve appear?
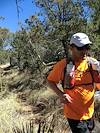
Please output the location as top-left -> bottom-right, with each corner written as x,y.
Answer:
47,59 -> 66,84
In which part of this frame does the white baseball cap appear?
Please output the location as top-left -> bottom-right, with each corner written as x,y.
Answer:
70,33 -> 92,47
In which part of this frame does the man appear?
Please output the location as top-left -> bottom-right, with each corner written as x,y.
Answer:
47,33 -> 100,133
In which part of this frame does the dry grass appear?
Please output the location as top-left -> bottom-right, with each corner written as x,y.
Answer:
0,91 -> 71,133
0,67 -> 69,133
0,93 -> 30,133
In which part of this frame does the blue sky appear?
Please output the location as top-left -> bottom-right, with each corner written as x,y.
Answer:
0,0 -> 39,32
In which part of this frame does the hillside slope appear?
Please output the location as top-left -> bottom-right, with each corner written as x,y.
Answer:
0,64 -> 100,133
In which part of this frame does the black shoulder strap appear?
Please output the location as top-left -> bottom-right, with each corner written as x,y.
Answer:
88,63 -> 94,85
62,65 -> 67,89
62,59 -> 75,89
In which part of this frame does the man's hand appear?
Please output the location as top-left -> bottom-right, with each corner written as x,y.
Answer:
59,93 -> 73,104
47,80 -> 73,104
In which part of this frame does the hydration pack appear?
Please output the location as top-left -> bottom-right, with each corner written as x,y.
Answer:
62,57 -> 100,89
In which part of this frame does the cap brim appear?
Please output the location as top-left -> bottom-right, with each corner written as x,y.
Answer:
84,41 -> 92,45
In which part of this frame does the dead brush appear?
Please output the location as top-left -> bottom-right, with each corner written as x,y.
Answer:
12,112 -> 70,133
12,115 -> 56,133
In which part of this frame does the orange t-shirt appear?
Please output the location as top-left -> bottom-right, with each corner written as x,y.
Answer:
47,58 -> 97,120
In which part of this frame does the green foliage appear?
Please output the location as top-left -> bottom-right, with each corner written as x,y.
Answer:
33,0 -> 88,61
88,0 -> 100,28
0,28 -> 9,48
85,0 -> 100,59
11,28 -> 45,71
0,28 -> 13,64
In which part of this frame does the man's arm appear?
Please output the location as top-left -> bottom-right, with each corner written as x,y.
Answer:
47,59 -> 72,103
47,80 -> 72,104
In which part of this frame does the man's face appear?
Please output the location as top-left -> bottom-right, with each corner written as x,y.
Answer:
69,46 -> 80,60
